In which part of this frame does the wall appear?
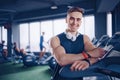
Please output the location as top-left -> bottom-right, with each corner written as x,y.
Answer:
95,13 -> 107,39
12,23 -> 20,47
112,2 -> 120,35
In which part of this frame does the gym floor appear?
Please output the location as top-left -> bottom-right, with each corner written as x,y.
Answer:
0,62 -> 51,80
0,58 -> 120,80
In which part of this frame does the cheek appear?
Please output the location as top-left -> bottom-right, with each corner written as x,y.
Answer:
69,20 -> 73,24
78,22 -> 81,26
78,21 -> 82,26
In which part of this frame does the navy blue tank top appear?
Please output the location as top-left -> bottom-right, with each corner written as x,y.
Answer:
57,32 -> 84,54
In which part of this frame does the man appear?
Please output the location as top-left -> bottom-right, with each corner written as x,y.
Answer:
13,42 -> 27,57
40,32 -> 45,51
50,7 -> 105,80
0,40 -> 8,60
39,32 -> 47,61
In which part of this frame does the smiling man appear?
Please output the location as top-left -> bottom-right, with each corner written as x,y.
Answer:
50,7 -> 105,80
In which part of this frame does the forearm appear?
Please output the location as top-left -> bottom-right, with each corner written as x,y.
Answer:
55,53 -> 85,66
52,44 -> 85,66
88,57 -> 99,65
87,48 -> 105,58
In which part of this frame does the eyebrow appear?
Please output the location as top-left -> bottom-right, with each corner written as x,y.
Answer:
70,17 -> 81,20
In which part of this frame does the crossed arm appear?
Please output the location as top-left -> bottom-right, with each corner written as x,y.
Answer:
50,35 -> 105,71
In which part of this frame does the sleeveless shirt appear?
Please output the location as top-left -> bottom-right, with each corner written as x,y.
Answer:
57,32 -> 84,54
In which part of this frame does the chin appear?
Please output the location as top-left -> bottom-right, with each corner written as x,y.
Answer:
71,29 -> 77,32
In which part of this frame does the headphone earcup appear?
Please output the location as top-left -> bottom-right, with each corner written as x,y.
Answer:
71,36 -> 76,41
66,32 -> 77,41
66,32 -> 72,39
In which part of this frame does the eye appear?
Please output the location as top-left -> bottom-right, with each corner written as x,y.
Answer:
77,18 -> 81,21
70,17 -> 75,21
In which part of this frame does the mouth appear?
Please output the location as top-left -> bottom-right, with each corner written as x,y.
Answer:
70,23 -> 79,27
71,25 -> 79,29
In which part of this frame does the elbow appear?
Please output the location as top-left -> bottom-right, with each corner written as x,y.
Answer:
57,56 -> 68,66
59,62 -> 66,66
59,61 -> 67,66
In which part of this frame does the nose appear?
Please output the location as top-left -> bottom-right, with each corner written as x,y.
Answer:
73,19 -> 78,25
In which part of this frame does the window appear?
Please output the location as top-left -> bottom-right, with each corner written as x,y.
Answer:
80,15 -> 95,40
107,12 -> 112,37
30,22 -> 40,51
0,27 -> 1,42
53,18 -> 66,36
2,26 -> 7,45
41,20 -> 53,42
19,23 -> 29,50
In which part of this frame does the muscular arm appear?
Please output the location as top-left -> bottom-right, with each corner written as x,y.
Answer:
50,36 -> 85,66
51,35 -> 105,68
84,35 -> 105,58
70,35 -> 105,71
83,35 -> 105,64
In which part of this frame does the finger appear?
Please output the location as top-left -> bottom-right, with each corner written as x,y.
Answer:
78,61 -> 88,70
81,65 -> 89,70
70,61 -> 79,71
70,63 -> 77,71
70,66 -> 74,71
75,63 -> 82,71
81,62 -> 89,70
78,64 -> 84,70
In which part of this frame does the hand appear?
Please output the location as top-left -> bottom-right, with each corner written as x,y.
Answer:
88,48 -> 105,58
70,60 -> 89,71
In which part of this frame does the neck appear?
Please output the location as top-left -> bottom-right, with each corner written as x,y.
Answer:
66,29 -> 77,36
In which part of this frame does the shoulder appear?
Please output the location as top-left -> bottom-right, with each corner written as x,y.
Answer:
50,36 -> 60,49
51,33 -> 65,41
83,34 -> 90,42
51,36 -> 59,43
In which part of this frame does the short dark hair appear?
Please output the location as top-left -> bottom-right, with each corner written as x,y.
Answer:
67,7 -> 84,14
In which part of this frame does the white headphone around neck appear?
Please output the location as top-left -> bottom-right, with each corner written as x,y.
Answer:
65,32 -> 80,41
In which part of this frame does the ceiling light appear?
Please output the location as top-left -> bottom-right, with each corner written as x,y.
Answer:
51,5 -> 58,9
67,5 -> 73,9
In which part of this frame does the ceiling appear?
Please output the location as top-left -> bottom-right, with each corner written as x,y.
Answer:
0,0 -> 120,25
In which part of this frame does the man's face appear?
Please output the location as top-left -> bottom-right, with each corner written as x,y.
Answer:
66,12 -> 82,32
